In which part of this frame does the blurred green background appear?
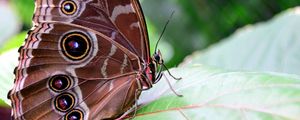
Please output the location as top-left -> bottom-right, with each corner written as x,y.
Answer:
1,0 -> 300,67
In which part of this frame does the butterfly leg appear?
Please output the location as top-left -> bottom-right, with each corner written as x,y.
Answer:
132,89 -> 141,119
150,63 -> 183,97
162,72 -> 183,97
154,65 -> 163,84
154,73 -> 163,84
162,63 -> 182,80
137,72 -> 153,91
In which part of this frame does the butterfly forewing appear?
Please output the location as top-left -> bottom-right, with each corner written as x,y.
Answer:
106,0 -> 151,61
33,0 -> 150,61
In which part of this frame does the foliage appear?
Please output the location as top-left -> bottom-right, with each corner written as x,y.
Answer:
137,8 -> 300,119
10,0 -> 34,29
142,0 -> 300,67
0,32 -> 26,54
0,99 -> 8,107
181,8 -> 300,76
136,66 -> 300,119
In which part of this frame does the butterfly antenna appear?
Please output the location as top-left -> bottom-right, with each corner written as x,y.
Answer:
154,11 -> 175,53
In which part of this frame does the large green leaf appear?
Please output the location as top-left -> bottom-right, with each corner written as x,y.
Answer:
135,65 -> 300,119
181,7 -> 300,76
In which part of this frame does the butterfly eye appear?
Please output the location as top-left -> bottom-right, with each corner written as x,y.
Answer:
153,52 -> 163,64
61,33 -> 91,60
61,0 -> 77,15
55,93 -> 75,112
49,75 -> 71,92
154,53 -> 161,62
65,109 -> 84,120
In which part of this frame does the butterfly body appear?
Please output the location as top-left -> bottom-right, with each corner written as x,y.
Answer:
8,0 -> 158,119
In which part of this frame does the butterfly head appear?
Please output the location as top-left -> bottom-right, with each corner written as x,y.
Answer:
152,50 -> 164,65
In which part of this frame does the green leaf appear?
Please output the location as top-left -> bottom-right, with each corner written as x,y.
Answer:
0,99 -> 9,107
0,32 -> 25,54
181,7 -> 300,76
136,65 -> 300,119
141,0 -> 204,67
0,49 -> 18,105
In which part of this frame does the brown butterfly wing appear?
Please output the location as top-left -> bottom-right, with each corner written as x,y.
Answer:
34,0 -> 150,61
9,1 -> 152,119
10,20 -> 142,119
106,0 -> 150,61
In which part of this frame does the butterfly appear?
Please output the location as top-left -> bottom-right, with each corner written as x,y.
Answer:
8,0 -> 179,119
